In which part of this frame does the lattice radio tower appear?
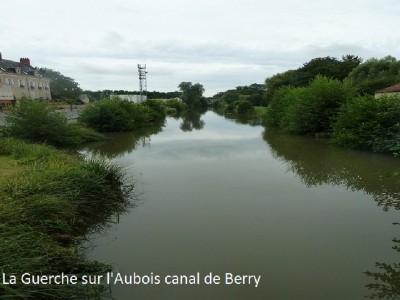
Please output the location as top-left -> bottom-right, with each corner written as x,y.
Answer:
138,64 -> 147,102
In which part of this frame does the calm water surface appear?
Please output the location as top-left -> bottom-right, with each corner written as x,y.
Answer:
79,111 -> 400,300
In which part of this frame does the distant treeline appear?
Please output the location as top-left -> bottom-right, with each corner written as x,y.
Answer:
265,55 -> 400,156
212,55 -> 400,155
212,83 -> 265,114
83,90 -> 181,101
264,55 -> 400,102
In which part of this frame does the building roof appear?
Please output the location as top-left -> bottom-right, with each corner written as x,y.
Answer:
0,58 -> 43,78
375,83 -> 400,93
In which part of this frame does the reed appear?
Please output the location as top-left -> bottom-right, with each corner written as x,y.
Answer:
0,138 -> 133,298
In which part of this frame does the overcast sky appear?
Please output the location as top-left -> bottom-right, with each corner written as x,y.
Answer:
2,0 -> 400,96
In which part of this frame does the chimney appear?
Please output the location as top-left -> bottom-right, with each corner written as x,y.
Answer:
20,57 -> 31,66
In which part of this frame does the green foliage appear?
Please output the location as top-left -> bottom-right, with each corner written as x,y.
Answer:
79,98 -> 166,132
278,87 -> 310,133
39,68 -> 82,100
236,99 -> 254,114
4,100 -> 102,147
297,55 -> 362,84
345,56 -> 400,95
267,76 -> 354,134
147,90 -> 181,99
0,138 -> 132,298
265,70 -> 297,104
265,86 -> 297,127
333,95 -> 400,154
142,99 -> 167,121
221,89 -> 240,104
178,82 -> 206,108
265,55 -> 362,103
164,99 -> 186,114
212,83 -> 266,108
79,98 -> 132,132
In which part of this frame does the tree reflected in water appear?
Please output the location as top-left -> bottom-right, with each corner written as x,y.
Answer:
179,108 -> 206,132
263,128 -> 400,299
263,129 -> 400,210
364,230 -> 400,299
213,109 -> 263,127
76,124 -> 164,159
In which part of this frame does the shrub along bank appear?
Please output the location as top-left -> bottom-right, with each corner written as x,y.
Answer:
332,95 -> 400,154
3,100 -> 103,147
78,98 -> 167,132
0,138 -> 132,299
264,76 -> 400,156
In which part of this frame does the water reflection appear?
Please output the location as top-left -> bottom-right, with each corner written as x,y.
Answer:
364,221 -> 400,299
179,108 -> 207,132
213,109 -> 263,127
80,111 -> 400,299
262,128 -> 400,299
263,129 -> 400,211
77,125 -> 163,159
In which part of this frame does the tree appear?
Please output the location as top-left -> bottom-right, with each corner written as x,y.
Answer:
264,55 -> 362,103
345,56 -> 400,95
39,68 -> 82,100
178,82 -> 206,108
236,100 -> 254,114
267,76 -> 355,135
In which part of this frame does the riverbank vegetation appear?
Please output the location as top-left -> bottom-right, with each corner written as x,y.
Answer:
178,82 -> 207,109
78,98 -> 167,132
264,55 -> 362,103
0,138 -> 132,298
212,83 -> 265,114
2,100 -> 103,147
262,55 -> 400,156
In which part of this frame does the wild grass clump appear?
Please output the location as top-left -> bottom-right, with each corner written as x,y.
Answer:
78,97 -> 166,132
0,138 -> 133,298
4,100 -> 103,147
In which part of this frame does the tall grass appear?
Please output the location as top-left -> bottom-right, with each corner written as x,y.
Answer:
0,138 -> 133,299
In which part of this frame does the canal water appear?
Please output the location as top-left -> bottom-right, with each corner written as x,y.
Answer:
79,111 -> 400,300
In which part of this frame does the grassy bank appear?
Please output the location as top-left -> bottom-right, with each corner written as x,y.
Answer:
0,138 -> 132,299
0,156 -> 20,180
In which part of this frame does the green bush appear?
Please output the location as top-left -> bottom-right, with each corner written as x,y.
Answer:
78,98 -> 132,132
236,100 -> 254,114
79,98 -> 166,132
266,76 -> 354,135
284,76 -> 353,134
142,99 -> 167,121
279,87 -> 310,133
332,95 -> 400,154
164,99 -> 186,114
265,86 -> 296,127
4,100 -> 102,147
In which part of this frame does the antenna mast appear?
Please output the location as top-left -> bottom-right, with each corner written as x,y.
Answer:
138,64 -> 147,102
